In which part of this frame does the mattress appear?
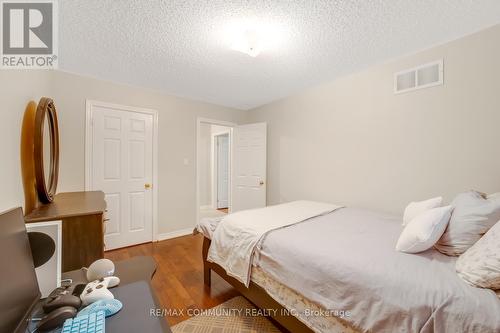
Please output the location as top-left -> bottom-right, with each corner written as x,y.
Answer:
251,266 -> 358,333
198,216 -> 355,333
198,208 -> 500,332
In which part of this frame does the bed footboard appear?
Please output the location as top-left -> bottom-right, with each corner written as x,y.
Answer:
202,236 -> 212,286
201,236 -> 313,333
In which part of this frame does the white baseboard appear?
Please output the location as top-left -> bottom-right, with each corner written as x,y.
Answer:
157,228 -> 193,241
200,205 -> 213,210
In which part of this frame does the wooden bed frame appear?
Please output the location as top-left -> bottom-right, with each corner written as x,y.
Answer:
202,236 -> 314,332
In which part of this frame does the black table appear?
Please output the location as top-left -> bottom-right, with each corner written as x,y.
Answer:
28,256 -> 171,333
105,280 -> 170,332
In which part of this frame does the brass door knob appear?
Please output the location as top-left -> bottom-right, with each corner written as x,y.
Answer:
145,183 -> 152,189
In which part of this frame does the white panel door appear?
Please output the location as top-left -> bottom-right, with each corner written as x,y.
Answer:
232,123 -> 267,212
216,134 -> 229,209
91,106 -> 153,250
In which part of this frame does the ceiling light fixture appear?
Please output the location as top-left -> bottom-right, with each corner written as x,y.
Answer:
231,29 -> 262,57
220,19 -> 285,58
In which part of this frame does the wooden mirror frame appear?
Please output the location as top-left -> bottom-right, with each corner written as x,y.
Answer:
34,97 -> 60,203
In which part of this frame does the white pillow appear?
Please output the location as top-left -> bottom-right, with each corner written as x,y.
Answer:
435,191 -> 500,256
396,205 -> 453,254
456,220 -> 500,290
403,197 -> 443,226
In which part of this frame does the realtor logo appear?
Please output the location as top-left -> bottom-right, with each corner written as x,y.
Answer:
1,0 -> 58,68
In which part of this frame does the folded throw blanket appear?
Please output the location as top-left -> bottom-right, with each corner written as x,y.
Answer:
207,200 -> 342,286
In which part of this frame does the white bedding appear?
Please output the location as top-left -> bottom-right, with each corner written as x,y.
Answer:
255,208 -> 500,332
207,200 -> 341,286
199,207 -> 500,332
196,216 -> 223,239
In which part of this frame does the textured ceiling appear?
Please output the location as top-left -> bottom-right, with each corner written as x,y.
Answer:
59,1 -> 500,110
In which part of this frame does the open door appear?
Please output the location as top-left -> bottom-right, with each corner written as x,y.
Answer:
232,123 -> 267,212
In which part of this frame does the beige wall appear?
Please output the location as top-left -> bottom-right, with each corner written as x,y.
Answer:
51,71 -> 248,234
197,124 -> 233,210
3,24 -> 500,231
0,71 -> 52,212
0,70 -> 248,234
198,123 -> 212,207
198,124 -> 232,209
248,24 -> 500,215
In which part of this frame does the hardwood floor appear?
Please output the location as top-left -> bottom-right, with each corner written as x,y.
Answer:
105,234 -> 240,326
217,208 -> 229,213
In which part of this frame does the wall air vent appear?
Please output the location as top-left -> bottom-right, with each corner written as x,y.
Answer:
394,59 -> 443,94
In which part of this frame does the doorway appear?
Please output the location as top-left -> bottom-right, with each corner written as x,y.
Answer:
85,100 -> 158,250
197,121 -> 233,223
214,132 -> 230,210
196,118 -> 268,225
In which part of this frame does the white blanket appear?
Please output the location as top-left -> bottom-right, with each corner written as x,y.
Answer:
207,200 -> 342,286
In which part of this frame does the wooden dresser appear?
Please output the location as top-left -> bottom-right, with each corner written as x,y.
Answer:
25,191 -> 107,272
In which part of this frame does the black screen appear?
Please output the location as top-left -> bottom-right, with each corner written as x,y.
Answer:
0,208 -> 40,333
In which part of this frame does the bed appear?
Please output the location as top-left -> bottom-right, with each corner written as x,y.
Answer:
197,206 -> 500,333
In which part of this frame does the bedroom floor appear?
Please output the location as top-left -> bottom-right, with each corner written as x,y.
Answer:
104,234 -> 240,326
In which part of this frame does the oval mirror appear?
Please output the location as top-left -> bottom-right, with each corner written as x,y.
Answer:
34,97 -> 59,203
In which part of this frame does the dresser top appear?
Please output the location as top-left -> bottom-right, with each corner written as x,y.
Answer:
25,191 -> 106,222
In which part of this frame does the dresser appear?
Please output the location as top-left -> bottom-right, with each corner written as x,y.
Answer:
25,191 -> 107,272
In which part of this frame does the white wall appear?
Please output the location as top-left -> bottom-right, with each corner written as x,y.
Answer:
0,71 -> 51,212
4,24 -> 499,231
211,125 -> 231,208
51,71 -> 250,234
212,125 -> 231,136
198,123 -> 212,207
248,24 -> 500,215
0,70 -> 248,234
198,124 -> 232,209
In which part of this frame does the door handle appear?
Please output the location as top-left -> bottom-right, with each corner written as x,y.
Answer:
259,180 -> 264,186
145,183 -> 152,189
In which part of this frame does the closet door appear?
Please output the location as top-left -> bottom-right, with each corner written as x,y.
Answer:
90,104 -> 153,250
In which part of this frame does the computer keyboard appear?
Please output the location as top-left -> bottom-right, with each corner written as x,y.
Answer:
62,310 -> 105,333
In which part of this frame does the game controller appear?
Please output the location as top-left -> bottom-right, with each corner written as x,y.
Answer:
43,283 -> 83,313
80,276 -> 120,306
38,283 -> 85,331
43,292 -> 82,313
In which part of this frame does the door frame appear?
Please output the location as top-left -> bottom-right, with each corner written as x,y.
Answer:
196,118 -> 236,226
85,100 -> 159,243
213,132 -> 230,209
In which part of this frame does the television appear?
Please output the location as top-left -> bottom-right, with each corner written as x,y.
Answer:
0,207 -> 41,333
